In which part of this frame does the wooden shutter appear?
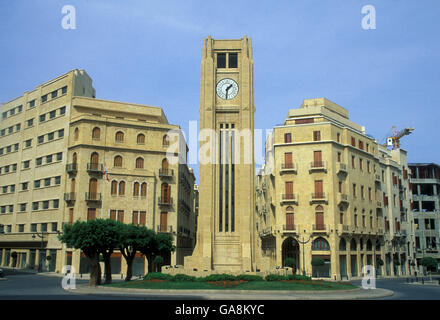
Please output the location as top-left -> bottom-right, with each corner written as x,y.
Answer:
140,211 -> 146,225
117,210 -> 124,222
313,151 -> 322,166
160,212 -> 167,231
69,208 -> 74,225
285,182 -> 293,197
110,210 -> 117,221
141,183 -> 147,197
315,180 -> 323,195
286,213 -> 294,229
132,211 -> 139,224
89,178 -> 97,195
315,211 -> 324,228
284,153 -> 292,168
87,208 -> 96,221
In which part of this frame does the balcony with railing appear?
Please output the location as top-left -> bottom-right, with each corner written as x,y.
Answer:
158,196 -> 173,206
337,193 -> 349,205
337,162 -> 347,174
312,224 -> 327,233
66,163 -> 78,174
157,225 -> 173,233
376,200 -> 382,208
337,224 -> 351,234
310,192 -> 328,204
375,174 -> 381,183
282,224 -> 297,233
159,168 -> 174,178
64,192 -> 76,202
87,163 -> 103,174
281,193 -> 298,204
309,161 -> 327,173
280,162 -> 297,174
85,192 -> 102,202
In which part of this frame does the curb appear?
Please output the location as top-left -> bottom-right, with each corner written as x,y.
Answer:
68,284 -> 394,300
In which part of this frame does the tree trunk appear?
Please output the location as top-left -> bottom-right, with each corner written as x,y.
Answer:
126,258 -> 134,281
102,251 -> 112,284
145,254 -> 153,273
87,251 -> 101,286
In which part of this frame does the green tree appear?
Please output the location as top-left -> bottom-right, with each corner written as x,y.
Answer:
118,224 -> 155,281
59,219 -> 121,286
420,257 -> 437,271
140,232 -> 175,273
311,257 -> 325,278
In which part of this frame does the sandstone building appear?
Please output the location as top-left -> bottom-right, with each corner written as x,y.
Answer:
0,70 -> 196,274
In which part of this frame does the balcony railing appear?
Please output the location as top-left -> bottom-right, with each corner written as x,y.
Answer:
313,224 -> 327,232
309,161 -> 327,172
158,196 -> 173,206
66,163 -> 78,174
283,224 -> 297,232
337,193 -> 349,204
85,192 -> 102,202
281,193 -> 298,204
159,168 -> 174,178
311,193 -> 327,203
64,192 -> 76,202
280,163 -> 297,173
375,174 -> 381,182
337,162 -> 347,173
87,163 -> 103,173
157,225 -> 173,233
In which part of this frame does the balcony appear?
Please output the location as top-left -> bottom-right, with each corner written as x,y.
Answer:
310,192 -> 328,204
309,161 -> 327,173
375,174 -> 381,183
337,224 -> 351,234
85,192 -> 102,202
158,196 -> 173,206
157,225 -> 173,233
376,200 -> 382,208
281,193 -> 298,204
337,193 -> 349,205
259,226 -> 273,237
282,224 -> 297,233
159,168 -> 174,178
280,163 -> 297,174
66,163 -> 78,175
336,162 -> 347,174
63,192 -> 76,202
87,163 -> 103,174
312,224 -> 327,233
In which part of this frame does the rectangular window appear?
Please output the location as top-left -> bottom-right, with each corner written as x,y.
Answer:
337,133 -> 340,142
52,223 -> 58,232
32,202 -> 39,211
313,131 -> 321,141
16,123 -> 21,131
42,201 -> 49,210
10,185 -> 15,193
55,176 -> 61,185
31,224 -> 37,232
338,181 -> 342,193
51,90 -> 58,99
366,143 -> 369,152
337,152 -> 341,162
36,158 -> 42,166
48,132 -> 54,141
352,156 -> 355,169
38,135 -> 44,144
49,110 -> 56,119
29,100 -> 36,108
0,129 -> 4,136
58,129 -> 64,138
284,133 -> 292,143
61,86 -> 67,94
53,199 -> 59,208
60,106 -> 66,115
27,118 -> 34,127
14,143 -> 18,151
353,184 -> 356,197
22,182 -> 28,190
18,224 -> 24,233
34,180 -> 41,188
12,164 -> 17,171
351,137 -> 355,147
25,139 -> 32,148
359,140 -> 364,150
20,203 -> 26,212
41,223 -> 47,232
217,53 -> 226,68
228,53 -> 238,68
359,158 -> 363,171
46,155 -> 52,163
44,178 -> 51,187
56,152 -> 62,161
39,114 -> 46,122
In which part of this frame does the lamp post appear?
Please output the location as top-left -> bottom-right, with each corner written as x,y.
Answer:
32,232 -> 46,272
292,230 -> 311,277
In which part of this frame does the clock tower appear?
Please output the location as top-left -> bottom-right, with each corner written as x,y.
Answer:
185,36 -> 260,272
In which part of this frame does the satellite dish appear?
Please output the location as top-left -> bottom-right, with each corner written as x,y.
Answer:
387,137 -> 393,147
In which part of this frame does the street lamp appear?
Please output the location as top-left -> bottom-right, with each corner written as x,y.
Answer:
32,232 -> 46,272
291,230 -> 311,277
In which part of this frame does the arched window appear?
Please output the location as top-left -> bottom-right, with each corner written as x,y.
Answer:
135,157 -> 144,169
163,134 -> 169,147
119,181 -> 125,196
92,127 -> 100,140
375,241 -> 381,251
312,237 -> 330,250
315,205 -> 324,230
111,180 -> 118,195
90,152 -> 99,170
74,128 -> 79,141
285,206 -> 294,230
133,182 -> 140,196
114,155 -> 123,167
350,239 -> 357,251
366,239 -> 373,251
137,133 -> 145,144
72,152 -> 77,164
141,182 -> 147,197
115,131 -> 124,142
339,238 -> 347,251
161,158 -> 169,175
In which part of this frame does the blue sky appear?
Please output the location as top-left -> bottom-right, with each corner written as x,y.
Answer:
1,0 -> 439,182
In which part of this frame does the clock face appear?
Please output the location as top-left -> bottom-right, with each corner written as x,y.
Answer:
216,78 -> 239,100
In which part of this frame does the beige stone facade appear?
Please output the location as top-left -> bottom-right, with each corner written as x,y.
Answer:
255,98 -> 415,279
0,70 -> 196,275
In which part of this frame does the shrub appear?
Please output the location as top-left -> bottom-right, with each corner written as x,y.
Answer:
420,257 -> 437,271
170,274 -> 197,282
286,274 -> 311,281
376,258 -> 384,266
143,272 -> 173,281
235,274 -> 264,281
202,273 -> 237,282
265,274 -> 288,281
